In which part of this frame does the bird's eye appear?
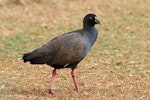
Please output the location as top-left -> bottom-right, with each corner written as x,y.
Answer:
89,16 -> 93,20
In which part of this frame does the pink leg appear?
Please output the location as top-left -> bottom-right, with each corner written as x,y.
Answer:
71,69 -> 79,92
49,68 -> 56,94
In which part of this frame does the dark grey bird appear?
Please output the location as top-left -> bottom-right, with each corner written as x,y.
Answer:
23,13 -> 101,94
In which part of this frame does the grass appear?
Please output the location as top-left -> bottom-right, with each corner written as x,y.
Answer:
0,0 -> 150,99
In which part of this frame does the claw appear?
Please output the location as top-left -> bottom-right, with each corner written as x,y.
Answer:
48,89 -> 54,94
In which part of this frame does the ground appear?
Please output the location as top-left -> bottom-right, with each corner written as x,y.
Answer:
0,0 -> 150,100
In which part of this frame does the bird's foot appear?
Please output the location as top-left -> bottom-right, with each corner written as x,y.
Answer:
75,88 -> 79,92
48,89 -> 54,95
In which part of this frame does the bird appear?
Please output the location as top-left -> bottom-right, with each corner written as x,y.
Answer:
23,13 -> 101,94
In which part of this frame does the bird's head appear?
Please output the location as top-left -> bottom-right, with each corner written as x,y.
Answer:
83,14 -> 101,28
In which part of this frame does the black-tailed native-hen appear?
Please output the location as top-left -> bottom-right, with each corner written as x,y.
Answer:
23,14 -> 101,94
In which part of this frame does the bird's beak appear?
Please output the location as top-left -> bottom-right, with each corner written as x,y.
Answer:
95,17 -> 101,25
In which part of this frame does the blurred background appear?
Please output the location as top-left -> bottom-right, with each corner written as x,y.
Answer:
0,0 -> 149,99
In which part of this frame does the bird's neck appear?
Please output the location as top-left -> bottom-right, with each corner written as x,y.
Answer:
83,26 -> 97,34
83,26 -> 98,45
83,24 -> 94,29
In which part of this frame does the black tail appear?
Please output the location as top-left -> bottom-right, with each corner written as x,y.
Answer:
22,52 -> 32,63
22,52 -> 47,64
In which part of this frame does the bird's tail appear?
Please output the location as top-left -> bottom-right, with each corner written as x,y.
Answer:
22,52 -> 32,63
22,51 -> 46,64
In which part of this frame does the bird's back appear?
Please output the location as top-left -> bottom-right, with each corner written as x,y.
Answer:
23,30 -> 87,69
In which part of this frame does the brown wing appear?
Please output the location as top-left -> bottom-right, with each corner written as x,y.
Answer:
24,32 -> 84,65
47,32 -> 84,66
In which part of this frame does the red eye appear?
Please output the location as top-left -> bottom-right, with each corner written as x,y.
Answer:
89,16 -> 93,20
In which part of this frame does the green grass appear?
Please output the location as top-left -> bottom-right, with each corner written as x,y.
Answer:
0,95 -> 3,99
0,26 -> 49,60
0,0 -> 150,100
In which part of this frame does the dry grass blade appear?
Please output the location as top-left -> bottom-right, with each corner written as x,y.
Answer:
0,0 -> 150,100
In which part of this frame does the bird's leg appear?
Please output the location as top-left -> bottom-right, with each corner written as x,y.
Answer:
71,69 -> 79,92
49,68 -> 57,94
